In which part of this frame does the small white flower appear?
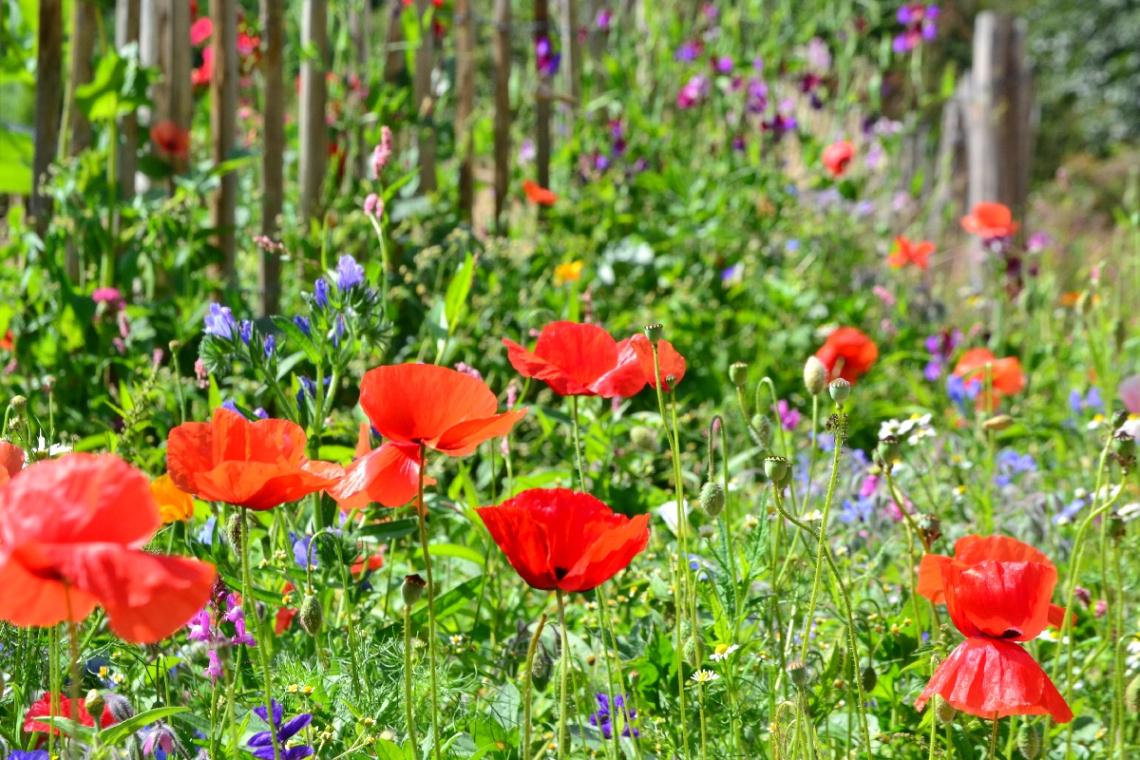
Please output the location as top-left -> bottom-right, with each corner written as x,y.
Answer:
710,644 -> 740,662
801,510 -> 824,522
690,670 -> 720,684
878,419 -> 904,440
34,435 -> 72,458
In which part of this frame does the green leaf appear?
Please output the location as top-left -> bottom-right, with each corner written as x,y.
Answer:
208,374 -> 223,410
271,315 -> 322,365
357,518 -> 419,541
443,251 -> 475,331
415,542 -> 484,568
0,126 -> 33,194
74,52 -> 128,121
100,706 -> 190,745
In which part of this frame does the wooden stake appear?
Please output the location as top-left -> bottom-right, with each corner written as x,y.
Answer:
534,0 -> 551,192
300,0 -> 328,221
492,0 -> 511,231
455,0 -> 475,219
413,0 -> 437,193
116,0 -> 141,200
259,0 -> 285,315
31,0 -> 62,237
560,0 -> 581,117
210,0 -> 238,284
67,0 -> 96,156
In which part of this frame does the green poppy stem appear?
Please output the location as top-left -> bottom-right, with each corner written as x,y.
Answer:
240,508 -> 281,760
403,602 -> 422,760
522,613 -> 548,760
556,590 -> 572,760
416,444 -> 444,760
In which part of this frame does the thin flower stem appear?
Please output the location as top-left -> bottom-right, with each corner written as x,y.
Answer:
556,590 -> 572,760
522,613 -> 548,760
570,395 -> 588,491
226,646 -> 241,760
989,714 -> 1000,760
799,408 -> 844,662
598,585 -> 644,760
64,591 -> 80,760
882,466 -> 927,637
671,393 -> 702,672
594,585 -> 621,760
697,682 -> 709,760
240,508 -> 281,760
416,444 -> 444,760
48,625 -> 59,759
805,394 -> 820,503
403,603 -> 422,760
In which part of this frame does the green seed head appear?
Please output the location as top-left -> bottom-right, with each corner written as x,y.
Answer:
402,573 -> 427,606
728,362 -> 749,388
829,378 -> 851,405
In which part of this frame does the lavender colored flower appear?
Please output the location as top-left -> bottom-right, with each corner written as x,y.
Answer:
714,55 -> 733,73
313,278 -> 329,310
10,750 -> 50,759
518,138 -> 536,165
1027,232 -> 1053,252
1053,497 -> 1086,525
336,254 -> 366,291
595,8 -> 613,31
806,37 -> 831,71
291,532 -> 317,569
535,36 -> 561,76
946,374 -> 981,405
675,40 -> 702,62
589,693 -> 639,739
142,723 -> 178,760
204,303 -> 236,339
239,319 -> 253,345
221,400 -> 242,416
249,700 -> 313,760
264,334 -> 276,359
772,400 -> 802,431
293,315 -> 311,338
746,77 -> 769,113
839,497 -> 874,523
254,407 -> 269,419
1069,387 -> 1103,415
187,607 -> 213,642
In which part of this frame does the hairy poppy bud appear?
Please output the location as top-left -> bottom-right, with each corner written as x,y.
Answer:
104,692 -> 135,723
169,339 -> 182,351
1112,410 -> 1129,428
763,456 -> 789,484
859,664 -> 877,693
728,362 -> 749,388
934,695 -> 957,723
402,574 -> 427,605
1126,672 -> 1140,713
786,659 -> 808,687
699,481 -> 725,518
829,379 -> 851,405
299,594 -> 323,635
85,690 -> 105,725
225,512 -> 246,552
983,415 -> 1015,431
630,425 -> 658,453
531,642 -> 553,692
1017,723 -> 1041,759
644,323 -> 664,343
803,356 -> 828,397
749,414 -> 771,448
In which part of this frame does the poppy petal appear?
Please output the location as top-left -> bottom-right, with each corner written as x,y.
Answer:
503,338 -> 593,396
354,421 -> 373,458
561,512 -> 650,592
0,441 -> 24,482
915,638 -> 1072,722
942,560 -> 1056,641
434,409 -> 528,457
0,545 -> 100,628
329,442 -> 432,509
630,335 -> 687,392
916,553 -> 957,605
590,338 -> 649,398
533,322 -> 622,390
476,504 -> 557,590
360,364 -> 500,447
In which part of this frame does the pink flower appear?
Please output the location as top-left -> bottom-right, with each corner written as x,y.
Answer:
372,126 -> 393,178
771,399 -> 802,431
92,287 -> 125,310
872,285 -> 896,307
364,193 -> 383,218
1094,600 -> 1108,618
194,358 -> 210,389
859,475 -> 880,498
886,495 -> 912,521
190,16 -> 212,46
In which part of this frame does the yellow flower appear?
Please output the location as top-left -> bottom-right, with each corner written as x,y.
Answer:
151,473 -> 194,523
554,260 -> 584,286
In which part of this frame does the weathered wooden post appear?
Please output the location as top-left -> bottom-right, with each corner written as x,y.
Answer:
259,0 -> 285,315
348,0 -> 371,182
455,0 -> 475,219
210,0 -> 238,284
492,0 -> 511,231
383,2 -> 406,82
299,0 -> 328,221
413,0 -> 437,193
67,0 -> 97,156
534,0 -> 551,192
116,0 -> 141,199
31,0 -> 62,236
138,0 -> 191,187
560,0 -> 581,115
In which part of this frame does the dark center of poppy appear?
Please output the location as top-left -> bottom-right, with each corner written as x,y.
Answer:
998,628 -> 1022,639
554,567 -> 569,581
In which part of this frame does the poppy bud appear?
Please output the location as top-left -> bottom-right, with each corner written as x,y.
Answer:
225,512 -> 246,552
9,395 -> 27,412
699,481 -> 725,518
402,574 -> 427,605
85,690 -> 105,725
644,323 -> 664,344
983,415 -> 1015,431
749,414 -> 771,448
299,594 -> 323,635
531,642 -> 553,692
1127,673 -> 1140,713
763,456 -> 789,484
803,356 -> 828,397
876,436 -> 900,466
728,362 -> 749,388
1016,723 -> 1041,760
630,425 -> 658,453
933,695 -> 957,723
829,379 -> 851,405
917,513 -> 942,546
1109,512 -> 1127,541
169,339 -> 182,351
786,659 -> 808,687
104,692 -> 135,723
859,664 -> 877,693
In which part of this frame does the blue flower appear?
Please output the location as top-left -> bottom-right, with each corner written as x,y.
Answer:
249,700 -> 313,760
1069,387 -> 1103,416
589,693 -> 639,739
264,334 -> 276,358
839,497 -> 874,523
9,751 -> 50,760
291,532 -> 317,569
336,254 -> 366,291
1053,497 -> 1086,525
204,303 -> 236,339
221,400 -> 243,416
254,408 -> 269,419
196,515 -> 218,545
946,374 -> 981,405
293,315 -> 312,337
332,314 -> 345,347
239,319 -> 253,345
313,278 -> 329,310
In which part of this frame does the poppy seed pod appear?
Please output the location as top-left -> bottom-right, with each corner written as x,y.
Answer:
829,379 -> 851,404
763,456 -> 789,484
531,641 -> 553,692
1017,723 -> 1041,760
644,323 -> 664,343
876,436 -> 900,466
860,664 -> 877,693
629,425 -> 658,453
917,513 -> 942,546
786,659 -> 808,687
1113,430 -> 1136,458
299,594 -> 323,636
803,356 -> 828,396
85,690 -> 105,724
933,695 -> 957,723
402,574 -> 427,605
699,481 -> 725,518
728,362 -> 749,388
983,415 -> 1015,431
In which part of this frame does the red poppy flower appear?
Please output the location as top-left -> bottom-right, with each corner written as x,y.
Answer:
329,421 -> 434,510
150,120 -> 191,159
275,581 -> 297,635
629,334 -> 687,392
192,47 -> 214,87
360,364 -> 527,458
822,140 -> 855,177
167,407 -> 344,511
0,441 -> 24,486
953,348 -> 1025,409
0,329 -> 14,351
477,488 -> 650,593
961,202 -> 1019,239
914,546 -> 1073,722
24,692 -> 116,734
351,551 -> 385,575
814,327 -> 878,384
0,455 -> 216,643
503,321 -> 646,398
917,535 -> 1071,629
887,236 -> 934,270
523,180 -> 557,206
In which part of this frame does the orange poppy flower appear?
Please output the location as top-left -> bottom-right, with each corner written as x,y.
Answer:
503,321 -> 646,398
0,454 -> 216,643
25,692 -> 116,734
814,327 -> 878,384
0,329 -> 14,351
961,202 -> 1019,239
351,551 -> 385,575
150,119 -> 191,159
152,473 -> 194,523
523,180 -> 557,206
360,363 -> 527,458
0,441 -> 24,486
328,422 -> 434,510
887,236 -> 934,270
629,334 -> 687,392
953,348 -> 1025,409
167,407 -> 344,510
822,140 -> 855,177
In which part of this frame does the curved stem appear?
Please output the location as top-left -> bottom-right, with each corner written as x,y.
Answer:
403,603 -> 422,760
799,409 -> 844,661
240,508 -> 281,760
556,590 -> 572,760
570,395 -> 588,491
415,444 -> 444,760
523,613 -> 548,760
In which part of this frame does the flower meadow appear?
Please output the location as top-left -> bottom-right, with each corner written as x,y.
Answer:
3,2 -> 1140,760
